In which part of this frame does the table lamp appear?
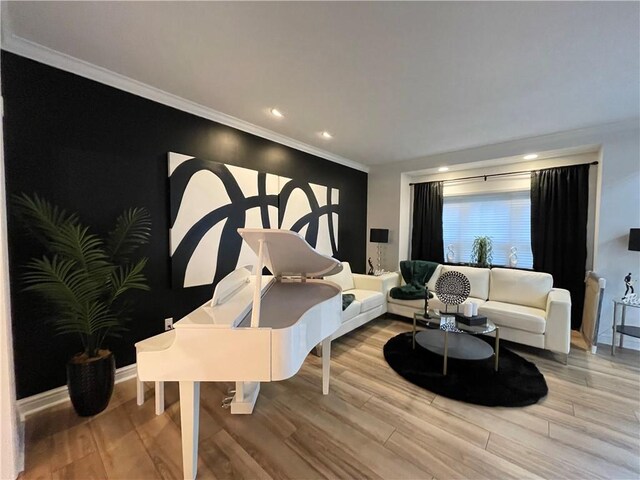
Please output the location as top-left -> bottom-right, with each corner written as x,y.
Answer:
629,228 -> 640,252
370,228 -> 389,274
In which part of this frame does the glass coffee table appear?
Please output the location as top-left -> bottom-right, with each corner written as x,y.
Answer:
412,310 -> 499,375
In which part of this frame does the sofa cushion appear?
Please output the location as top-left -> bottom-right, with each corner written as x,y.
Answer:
325,261 -> 355,291
479,301 -> 546,334
350,289 -> 385,313
428,294 -> 485,313
426,264 -> 444,291
387,295 -> 422,310
342,300 -> 361,323
387,295 -> 424,310
489,268 -> 553,310
435,266 -> 491,301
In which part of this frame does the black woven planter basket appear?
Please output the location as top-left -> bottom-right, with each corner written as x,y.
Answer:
67,351 -> 115,417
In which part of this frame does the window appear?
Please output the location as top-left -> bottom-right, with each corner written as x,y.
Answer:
442,190 -> 533,268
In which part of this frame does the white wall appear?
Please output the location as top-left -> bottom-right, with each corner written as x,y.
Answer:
0,183 -> 20,480
368,119 -> 640,348
595,128 -> 640,348
0,11 -> 22,473
367,167 -> 403,271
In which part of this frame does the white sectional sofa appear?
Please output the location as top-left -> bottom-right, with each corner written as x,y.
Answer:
325,262 -> 399,341
387,264 -> 572,357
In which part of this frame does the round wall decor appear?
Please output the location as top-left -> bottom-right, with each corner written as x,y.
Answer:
435,271 -> 471,306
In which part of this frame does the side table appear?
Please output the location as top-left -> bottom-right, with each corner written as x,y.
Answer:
611,300 -> 640,355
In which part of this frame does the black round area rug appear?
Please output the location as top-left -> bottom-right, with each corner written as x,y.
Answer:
383,332 -> 548,407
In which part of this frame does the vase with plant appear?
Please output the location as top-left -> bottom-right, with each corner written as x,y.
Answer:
471,236 -> 493,268
13,193 -> 151,416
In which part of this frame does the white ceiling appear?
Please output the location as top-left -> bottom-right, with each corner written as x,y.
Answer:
2,1 -> 639,167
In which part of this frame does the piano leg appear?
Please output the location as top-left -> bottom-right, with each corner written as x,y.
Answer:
155,381 -> 165,415
322,336 -> 331,395
136,377 -> 144,406
179,381 -> 200,480
230,381 -> 260,414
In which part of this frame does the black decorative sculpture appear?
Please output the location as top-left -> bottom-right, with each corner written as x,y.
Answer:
624,272 -> 634,298
424,286 -> 431,318
367,257 -> 375,275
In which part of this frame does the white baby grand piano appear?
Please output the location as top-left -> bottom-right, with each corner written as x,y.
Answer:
136,228 -> 343,480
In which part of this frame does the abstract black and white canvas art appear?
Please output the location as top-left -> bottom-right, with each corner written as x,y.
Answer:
169,153 -> 339,288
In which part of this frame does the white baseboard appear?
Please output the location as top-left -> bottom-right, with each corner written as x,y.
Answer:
16,363 -> 138,420
16,418 -> 24,476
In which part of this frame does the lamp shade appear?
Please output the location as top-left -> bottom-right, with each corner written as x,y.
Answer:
370,228 -> 389,243
629,228 -> 640,252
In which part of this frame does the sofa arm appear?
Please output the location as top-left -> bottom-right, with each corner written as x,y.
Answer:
352,272 -> 400,294
544,288 -> 572,354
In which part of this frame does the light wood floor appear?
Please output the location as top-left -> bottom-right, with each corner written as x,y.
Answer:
19,317 -> 640,480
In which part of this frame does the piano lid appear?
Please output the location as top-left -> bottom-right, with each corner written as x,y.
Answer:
238,228 -> 342,278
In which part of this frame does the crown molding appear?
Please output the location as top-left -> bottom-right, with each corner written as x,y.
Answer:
1,33 -> 369,173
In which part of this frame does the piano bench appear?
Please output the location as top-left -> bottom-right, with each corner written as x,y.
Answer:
136,378 -> 166,415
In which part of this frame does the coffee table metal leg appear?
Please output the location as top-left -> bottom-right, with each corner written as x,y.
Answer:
620,305 -> 627,349
495,327 -> 500,372
412,315 -> 416,349
612,302 -> 618,356
443,330 -> 448,375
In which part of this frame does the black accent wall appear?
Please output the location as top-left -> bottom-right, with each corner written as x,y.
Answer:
1,52 -> 367,399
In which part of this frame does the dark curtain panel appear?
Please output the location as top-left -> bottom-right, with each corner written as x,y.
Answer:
531,164 -> 589,329
411,181 -> 444,262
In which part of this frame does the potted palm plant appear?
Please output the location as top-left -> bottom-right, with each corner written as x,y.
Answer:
13,193 -> 151,416
471,236 -> 493,268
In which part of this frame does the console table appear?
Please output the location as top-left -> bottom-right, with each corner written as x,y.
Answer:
611,300 -> 640,355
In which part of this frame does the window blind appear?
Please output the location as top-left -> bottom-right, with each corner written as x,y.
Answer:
442,190 -> 533,268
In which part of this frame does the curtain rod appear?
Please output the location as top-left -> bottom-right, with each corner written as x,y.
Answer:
409,161 -> 599,186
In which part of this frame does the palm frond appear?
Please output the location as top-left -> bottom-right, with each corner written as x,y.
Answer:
12,193 -> 79,249
14,194 -> 152,355
106,207 -> 151,262
48,223 -> 111,276
109,258 -> 150,302
85,301 -> 120,334
23,256 -> 98,311
51,302 -> 119,337
51,316 -> 92,336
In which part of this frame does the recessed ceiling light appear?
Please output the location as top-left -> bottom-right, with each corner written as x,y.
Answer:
270,108 -> 284,118
438,167 -> 449,172
321,131 -> 333,139
523,154 -> 538,160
